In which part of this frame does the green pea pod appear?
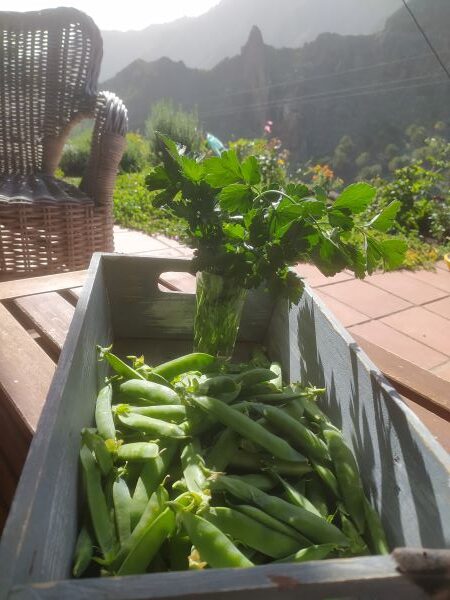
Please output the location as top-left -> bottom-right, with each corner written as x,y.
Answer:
169,532 -> 191,571
255,404 -> 330,463
95,384 -> 116,441
273,472 -> 322,517
323,429 -> 366,534
79,445 -> 117,560
203,506 -> 300,559
235,505 -> 311,546
305,475 -> 329,517
118,412 -> 187,439
274,543 -> 336,564
119,379 -> 181,405
190,396 -> 305,463
283,398 -> 305,421
113,477 -> 132,545
98,347 -> 145,380
115,404 -> 187,422
198,375 -> 241,403
363,496 -> 389,555
269,362 -> 282,389
206,428 -> 240,472
181,440 -> 207,494
239,381 -> 279,397
180,510 -> 253,569
131,441 -> 178,527
312,461 -> 340,498
180,405 -> 218,436
229,450 -> 312,477
117,442 -> 160,462
234,368 -> 279,389
112,484 -> 168,570
81,428 -> 114,476
72,524 -> 94,577
339,512 -> 370,556
232,473 -> 275,492
212,475 -> 348,546
117,508 -> 175,576
153,353 -> 216,381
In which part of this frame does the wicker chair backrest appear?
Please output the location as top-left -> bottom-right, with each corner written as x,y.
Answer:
0,7 -> 102,175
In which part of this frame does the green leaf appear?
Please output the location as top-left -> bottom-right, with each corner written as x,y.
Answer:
241,156 -> 261,185
145,166 -> 170,191
313,186 -> 328,203
180,157 -> 204,182
204,150 -> 243,187
284,183 -> 310,199
223,223 -> 246,240
327,208 -> 354,230
157,132 -> 182,164
378,238 -> 407,269
333,183 -> 376,214
367,200 -> 401,232
217,183 -> 253,214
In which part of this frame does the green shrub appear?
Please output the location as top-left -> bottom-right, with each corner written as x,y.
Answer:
113,172 -> 187,239
229,137 -> 289,186
120,133 -> 149,173
145,99 -> 202,163
60,129 -> 91,177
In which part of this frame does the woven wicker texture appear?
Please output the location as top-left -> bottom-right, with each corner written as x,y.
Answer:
0,8 -> 127,278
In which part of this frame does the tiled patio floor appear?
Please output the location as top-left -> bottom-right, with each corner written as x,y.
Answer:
114,226 -> 450,383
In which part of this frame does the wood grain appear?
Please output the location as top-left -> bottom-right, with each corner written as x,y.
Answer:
0,270 -> 87,301
0,303 -> 55,432
14,292 -> 75,352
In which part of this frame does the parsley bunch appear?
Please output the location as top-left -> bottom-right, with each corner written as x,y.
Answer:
146,135 -> 406,303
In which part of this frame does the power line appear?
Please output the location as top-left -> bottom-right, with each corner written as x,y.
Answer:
198,51 -> 448,106
401,0 -> 450,80
201,73 -> 444,119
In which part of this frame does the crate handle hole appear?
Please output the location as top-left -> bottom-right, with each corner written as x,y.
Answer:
158,272 -> 196,294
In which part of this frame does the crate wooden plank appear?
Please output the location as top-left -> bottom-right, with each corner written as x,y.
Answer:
0,303 -> 55,432
14,292 -> 75,352
103,254 -> 274,341
8,556 -> 426,599
0,270 -> 87,301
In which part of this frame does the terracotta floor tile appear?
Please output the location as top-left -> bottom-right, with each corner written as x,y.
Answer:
294,264 -> 353,288
114,230 -> 169,253
322,279 -> 411,318
401,396 -> 450,453
404,268 -> 450,293
382,307 -> 450,356
313,289 -> 370,327
431,360 -> 450,382
158,271 -> 196,293
365,271 -> 447,304
424,296 -> 450,320
435,260 -> 449,272
348,320 -> 447,369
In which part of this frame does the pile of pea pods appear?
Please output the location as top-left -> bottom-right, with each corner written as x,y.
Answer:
73,346 -> 389,577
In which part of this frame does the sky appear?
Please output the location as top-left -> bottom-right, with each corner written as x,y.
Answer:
3,0 -> 222,31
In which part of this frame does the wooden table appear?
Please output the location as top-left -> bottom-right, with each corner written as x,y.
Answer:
1,270 -> 449,531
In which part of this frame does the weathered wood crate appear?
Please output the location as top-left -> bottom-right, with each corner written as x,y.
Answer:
0,254 -> 449,599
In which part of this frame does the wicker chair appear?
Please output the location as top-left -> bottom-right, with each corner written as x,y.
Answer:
0,8 -> 128,278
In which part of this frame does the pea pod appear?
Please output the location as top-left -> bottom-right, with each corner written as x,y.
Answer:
190,396 -> 305,463
363,496 -> 389,555
229,450 -> 312,477
198,375 -> 241,403
206,428 -> 240,472
254,404 -> 330,463
212,475 -> 348,546
81,428 -> 113,476
274,543 -> 336,564
117,508 -> 175,576
305,475 -> 329,517
234,368 -> 279,389
283,398 -> 305,421
113,477 -> 132,545
203,506 -> 301,559
79,445 -> 117,560
232,473 -> 275,492
272,472 -> 322,517
323,428 -> 366,533
98,346 -> 171,387
235,505 -> 311,546
117,442 -> 160,462
153,353 -> 216,381
119,379 -> 181,405
269,362 -> 282,389
72,524 -> 93,577
180,510 -> 253,568
312,461 -> 340,498
181,440 -> 207,494
118,412 -> 187,439
115,404 -> 187,422
95,384 -> 116,441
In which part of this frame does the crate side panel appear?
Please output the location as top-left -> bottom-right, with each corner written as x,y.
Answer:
0,256 -> 112,592
102,255 -> 273,342
289,288 -> 450,549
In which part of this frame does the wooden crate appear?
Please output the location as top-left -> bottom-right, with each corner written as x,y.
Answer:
0,253 -> 449,599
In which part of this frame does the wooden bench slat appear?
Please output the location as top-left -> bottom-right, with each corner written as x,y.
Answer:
0,270 -> 87,301
0,303 -> 55,432
14,292 -> 75,352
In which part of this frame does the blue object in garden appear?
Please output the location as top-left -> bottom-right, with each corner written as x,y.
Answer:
206,132 -> 226,156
